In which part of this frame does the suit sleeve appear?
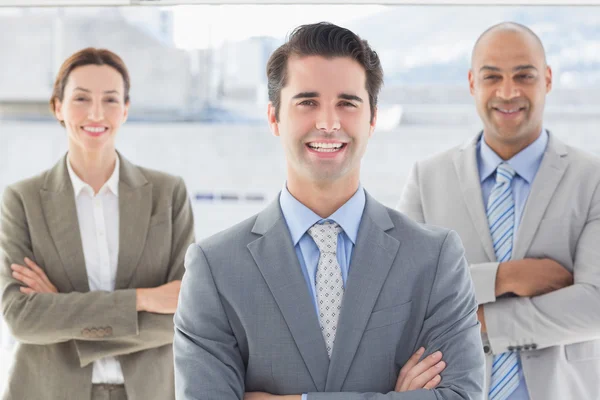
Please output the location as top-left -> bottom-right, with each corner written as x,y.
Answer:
173,243 -> 246,399
0,185 -> 139,344
484,180 -> 600,353
397,162 -> 499,306
307,231 -> 486,400
1,177 -> 195,354
74,176 -> 196,366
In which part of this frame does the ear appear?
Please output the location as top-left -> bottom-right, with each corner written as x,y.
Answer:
468,69 -> 476,96
369,107 -> 377,138
267,102 -> 280,137
122,100 -> 130,124
545,65 -> 553,94
54,99 -> 64,122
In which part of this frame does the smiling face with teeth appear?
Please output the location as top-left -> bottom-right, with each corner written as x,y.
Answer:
469,25 -> 552,159
54,64 -> 129,158
268,55 -> 376,192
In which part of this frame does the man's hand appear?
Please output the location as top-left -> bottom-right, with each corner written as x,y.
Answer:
477,306 -> 487,333
136,280 -> 181,313
496,258 -> 573,298
395,347 -> 445,391
11,257 -> 58,294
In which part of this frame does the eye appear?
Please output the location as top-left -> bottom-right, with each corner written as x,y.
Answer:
105,97 -> 119,103
298,100 -> 316,106
484,75 -> 501,81
339,101 -> 357,108
74,97 -> 88,102
516,74 -> 534,80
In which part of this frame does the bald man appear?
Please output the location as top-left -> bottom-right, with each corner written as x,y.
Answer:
397,22 -> 600,400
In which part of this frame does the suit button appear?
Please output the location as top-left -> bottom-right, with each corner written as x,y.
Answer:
531,343 -> 538,350
82,328 -> 90,338
90,328 -> 98,338
523,344 -> 531,350
507,346 -> 515,351
106,327 -> 113,336
515,345 -> 523,351
483,344 -> 491,354
98,328 -> 105,337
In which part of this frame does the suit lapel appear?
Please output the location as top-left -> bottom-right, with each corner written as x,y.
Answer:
512,135 -> 568,260
453,135 -> 496,261
114,154 -> 152,289
41,155 -> 90,292
247,197 -> 329,392
325,194 -> 399,392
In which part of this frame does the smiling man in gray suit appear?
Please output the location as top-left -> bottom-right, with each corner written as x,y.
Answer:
398,23 -> 600,400
174,22 -> 484,400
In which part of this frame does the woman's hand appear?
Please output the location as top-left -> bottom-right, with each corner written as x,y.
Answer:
136,280 -> 181,314
11,257 -> 58,294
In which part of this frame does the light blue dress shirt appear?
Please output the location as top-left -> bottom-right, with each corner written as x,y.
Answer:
279,184 -> 366,400
477,129 -> 548,400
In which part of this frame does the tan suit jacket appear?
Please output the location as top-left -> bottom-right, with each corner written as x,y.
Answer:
0,153 -> 195,400
397,133 -> 600,400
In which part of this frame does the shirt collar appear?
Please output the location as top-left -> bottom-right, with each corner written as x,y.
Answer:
279,183 -> 366,246
66,154 -> 120,197
478,129 -> 548,184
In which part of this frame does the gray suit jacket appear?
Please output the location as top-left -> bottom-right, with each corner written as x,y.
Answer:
174,192 -> 485,399
0,153 -> 195,400
397,133 -> 600,400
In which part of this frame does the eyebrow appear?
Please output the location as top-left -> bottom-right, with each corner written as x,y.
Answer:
74,87 -> 121,94
479,65 -> 538,73
291,92 -> 363,102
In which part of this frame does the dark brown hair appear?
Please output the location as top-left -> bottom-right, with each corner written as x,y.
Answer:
266,22 -> 383,123
50,48 -> 130,125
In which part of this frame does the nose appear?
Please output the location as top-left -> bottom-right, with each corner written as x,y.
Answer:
88,99 -> 104,121
315,106 -> 341,133
496,78 -> 521,101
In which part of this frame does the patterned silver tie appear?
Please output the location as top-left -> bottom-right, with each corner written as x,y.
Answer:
308,221 -> 344,358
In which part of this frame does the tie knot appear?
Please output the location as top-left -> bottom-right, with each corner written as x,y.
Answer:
307,221 -> 342,254
495,163 -> 516,184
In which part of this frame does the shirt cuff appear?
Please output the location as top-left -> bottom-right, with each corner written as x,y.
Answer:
302,394 -> 308,400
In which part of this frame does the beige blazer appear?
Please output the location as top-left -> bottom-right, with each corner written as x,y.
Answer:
0,153 -> 195,400
397,133 -> 600,400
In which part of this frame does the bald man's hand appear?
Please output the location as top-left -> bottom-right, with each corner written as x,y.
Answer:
496,258 -> 573,298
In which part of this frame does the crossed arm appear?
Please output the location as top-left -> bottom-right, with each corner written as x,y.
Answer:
398,163 -> 600,353
174,232 -> 484,400
0,179 -> 194,366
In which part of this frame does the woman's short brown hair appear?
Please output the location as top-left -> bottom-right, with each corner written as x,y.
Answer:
49,48 -> 130,125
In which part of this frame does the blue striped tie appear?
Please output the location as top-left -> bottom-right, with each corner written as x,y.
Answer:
487,163 -> 520,400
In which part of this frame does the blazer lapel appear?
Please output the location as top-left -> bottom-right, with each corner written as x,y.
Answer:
325,193 -> 400,392
247,197 -> 329,392
512,135 -> 568,260
40,155 -> 90,292
453,135 -> 496,261
115,154 -> 152,289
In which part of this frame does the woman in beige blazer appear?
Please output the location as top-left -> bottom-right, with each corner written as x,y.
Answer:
0,48 -> 195,400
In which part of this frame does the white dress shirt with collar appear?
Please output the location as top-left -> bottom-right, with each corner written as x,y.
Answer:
66,154 -> 124,384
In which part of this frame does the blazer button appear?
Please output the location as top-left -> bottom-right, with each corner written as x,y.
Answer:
515,345 -> 523,351
98,328 -> 105,337
106,327 -> 113,336
90,328 -> 98,338
531,343 -> 538,350
507,346 -> 515,352
82,328 -> 90,338
523,344 -> 530,351
483,344 -> 491,354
